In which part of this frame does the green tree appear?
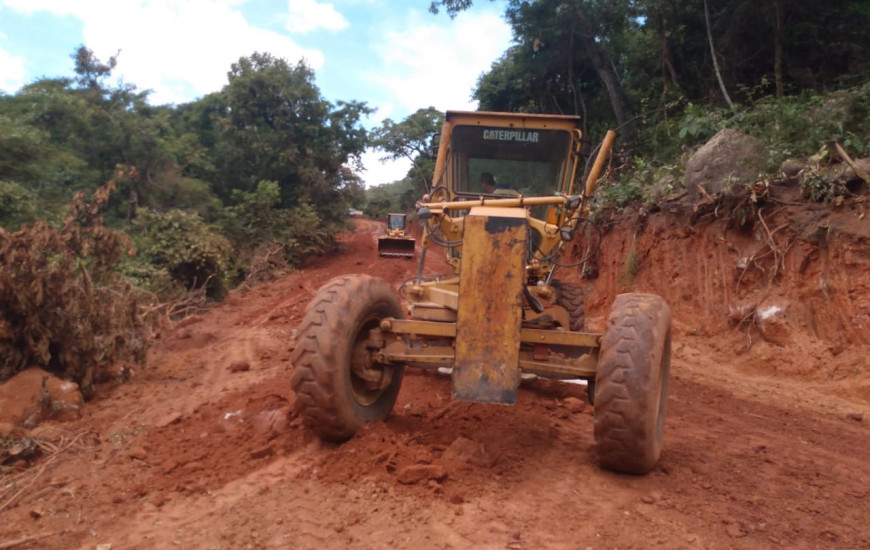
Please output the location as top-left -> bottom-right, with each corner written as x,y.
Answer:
208,52 -> 372,228
370,107 -> 444,194
433,0 -> 634,139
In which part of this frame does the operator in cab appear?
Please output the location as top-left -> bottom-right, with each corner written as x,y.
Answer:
479,172 -> 519,196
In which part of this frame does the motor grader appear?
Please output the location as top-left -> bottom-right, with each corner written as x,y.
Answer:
291,111 -> 671,474
377,212 -> 416,258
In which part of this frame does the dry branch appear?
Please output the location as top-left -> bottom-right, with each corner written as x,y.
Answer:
0,532 -> 56,549
0,432 -> 92,513
835,142 -> 870,185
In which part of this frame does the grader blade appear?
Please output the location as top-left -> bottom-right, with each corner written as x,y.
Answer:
452,207 -> 527,404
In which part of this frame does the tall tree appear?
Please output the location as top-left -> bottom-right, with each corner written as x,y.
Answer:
206,52 -> 372,222
432,0 -> 633,139
370,107 -> 444,193
704,0 -> 734,108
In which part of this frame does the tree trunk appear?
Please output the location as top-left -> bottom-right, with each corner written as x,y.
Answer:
657,13 -> 680,94
573,8 -> 631,140
772,0 -> 784,98
704,0 -> 734,108
127,186 -> 138,223
566,31 -> 589,137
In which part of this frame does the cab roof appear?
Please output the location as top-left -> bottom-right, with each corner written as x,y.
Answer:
445,110 -> 582,131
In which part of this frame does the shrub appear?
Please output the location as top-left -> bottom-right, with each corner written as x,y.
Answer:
220,180 -> 331,267
131,208 -> 234,299
0,183 -> 152,395
0,180 -> 39,230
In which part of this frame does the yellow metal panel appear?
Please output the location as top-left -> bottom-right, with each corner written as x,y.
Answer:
453,207 -> 527,404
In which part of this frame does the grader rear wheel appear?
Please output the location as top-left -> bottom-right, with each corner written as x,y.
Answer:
290,274 -> 405,442
552,280 -> 586,332
594,293 -> 671,474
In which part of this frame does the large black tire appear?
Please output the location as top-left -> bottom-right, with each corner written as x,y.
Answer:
594,293 -> 671,474
552,280 -> 586,332
290,274 -> 405,442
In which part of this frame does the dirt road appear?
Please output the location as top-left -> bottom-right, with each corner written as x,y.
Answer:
1,213 -> 869,550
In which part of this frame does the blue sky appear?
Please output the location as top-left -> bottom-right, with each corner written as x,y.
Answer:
0,0 -> 513,186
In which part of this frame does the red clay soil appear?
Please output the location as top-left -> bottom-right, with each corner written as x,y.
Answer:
1,192 -> 869,550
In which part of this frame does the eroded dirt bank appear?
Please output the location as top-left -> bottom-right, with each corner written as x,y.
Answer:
1,205 -> 868,550
583,185 -> 869,407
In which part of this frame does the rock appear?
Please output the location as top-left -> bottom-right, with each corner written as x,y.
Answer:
725,523 -> 748,538
685,129 -> 767,201
128,447 -> 148,460
442,436 -> 496,468
155,412 -> 183,428
0,421 -> 15,437
563,396 -> 587,414
228,360 -> 251,373
47,378 -> 85,422
250,409 -> 288,434
754,297 -> 793,346
728,296 -> 762,323
779,158 -> 806,178
847,412 -> 864,422
250,445 -> 274,460
641,491 -> 662,504
0,368 -> 83,428
396,464 -> 448,485
102,363 -> 134,384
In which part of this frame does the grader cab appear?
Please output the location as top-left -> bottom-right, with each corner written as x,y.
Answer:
290,111 -> 671,474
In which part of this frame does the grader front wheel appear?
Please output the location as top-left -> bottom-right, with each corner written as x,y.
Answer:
594,293 -> 671,474
290,274 -> 405,442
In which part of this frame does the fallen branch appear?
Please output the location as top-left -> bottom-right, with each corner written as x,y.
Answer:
693,183 -> 716,205
0,532 -> 56,549
0,432 -> 91,513
835,142 -> 870,185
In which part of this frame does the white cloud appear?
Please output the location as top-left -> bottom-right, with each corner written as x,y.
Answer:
2,0 -> 74,16
373,11 -> 511,115
356,9 -> 511,187
0,45 -> 26,93
3,0 -> 325,105
285,0 -> 348,34
360,149 -> 412,187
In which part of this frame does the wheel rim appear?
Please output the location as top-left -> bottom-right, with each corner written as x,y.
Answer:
349,314 -> 394,406
654,330 -> 671,441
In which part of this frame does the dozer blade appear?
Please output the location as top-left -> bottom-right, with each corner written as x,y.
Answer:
377,237 -> 415,258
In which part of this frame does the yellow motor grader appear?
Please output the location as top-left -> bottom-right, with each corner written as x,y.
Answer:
377,213 -> 416,258
291,111 -> 671,474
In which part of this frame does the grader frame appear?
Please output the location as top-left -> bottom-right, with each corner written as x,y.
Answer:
291,111 -> 671,474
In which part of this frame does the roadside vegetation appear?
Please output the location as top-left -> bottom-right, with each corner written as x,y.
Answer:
1,0 -> 868,389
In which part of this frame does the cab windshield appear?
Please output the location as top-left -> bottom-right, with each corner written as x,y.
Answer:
449,125 -> 574,198
387,214 -> 405,230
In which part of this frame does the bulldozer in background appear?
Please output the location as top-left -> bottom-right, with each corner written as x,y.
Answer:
377,212 -> 416,258
291,111 -> 671,475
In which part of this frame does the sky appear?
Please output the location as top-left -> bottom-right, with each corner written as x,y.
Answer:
0,0 -> 513,187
